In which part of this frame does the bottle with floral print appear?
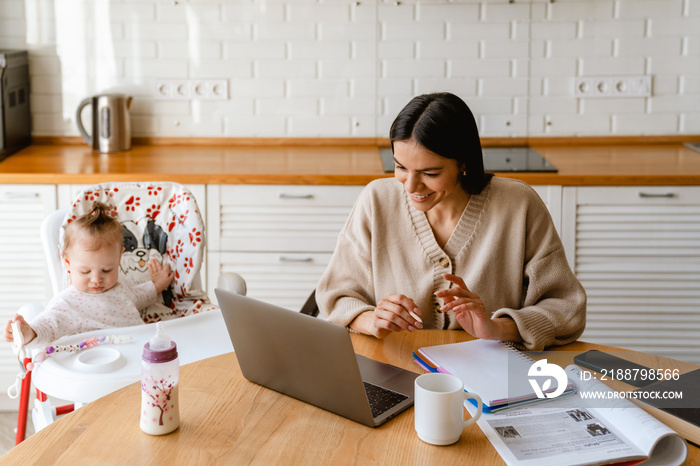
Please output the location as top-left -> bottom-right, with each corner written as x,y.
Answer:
140,322 -> 180,435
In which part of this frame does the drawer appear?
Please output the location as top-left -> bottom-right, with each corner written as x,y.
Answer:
573,186 -> 700,205
207,251 -> 331,311
207,185 -> 364,252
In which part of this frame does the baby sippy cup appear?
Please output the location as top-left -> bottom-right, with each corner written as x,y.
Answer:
140,322 -> 180,435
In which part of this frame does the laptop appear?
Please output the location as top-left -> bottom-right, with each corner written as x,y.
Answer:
215,288 -> 418,427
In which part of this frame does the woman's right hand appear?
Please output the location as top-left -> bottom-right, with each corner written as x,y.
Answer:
349,294 -> 423,338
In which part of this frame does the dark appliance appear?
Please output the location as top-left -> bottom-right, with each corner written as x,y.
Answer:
0,49 -> 31,161
379,147 -> 558,173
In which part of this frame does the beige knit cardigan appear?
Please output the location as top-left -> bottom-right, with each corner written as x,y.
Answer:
316,176 -> 586,351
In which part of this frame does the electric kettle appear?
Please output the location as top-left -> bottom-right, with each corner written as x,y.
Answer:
76,93 -> 133,153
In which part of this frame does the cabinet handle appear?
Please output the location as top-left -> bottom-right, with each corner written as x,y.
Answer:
278,256 -> 313,263
279,193 -> 314,200
638,192 -> 676,198
4,192 -> 40,199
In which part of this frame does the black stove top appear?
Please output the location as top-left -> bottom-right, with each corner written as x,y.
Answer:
379,147 -> 558,173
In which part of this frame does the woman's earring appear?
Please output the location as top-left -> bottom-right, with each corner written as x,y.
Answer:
462,171 -> 467,176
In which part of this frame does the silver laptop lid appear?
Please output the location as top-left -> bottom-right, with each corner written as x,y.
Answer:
215,288 -> 377,426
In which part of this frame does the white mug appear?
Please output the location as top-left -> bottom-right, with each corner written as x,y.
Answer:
414,373 -> 483,446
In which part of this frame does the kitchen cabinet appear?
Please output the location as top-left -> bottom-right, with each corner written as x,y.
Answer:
562,186 -> 700,364
531,185 -> 562,235
206,184 -> 364,311
0,184 -> 56,407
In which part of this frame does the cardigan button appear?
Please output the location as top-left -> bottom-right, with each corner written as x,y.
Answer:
439,257 -> 450,268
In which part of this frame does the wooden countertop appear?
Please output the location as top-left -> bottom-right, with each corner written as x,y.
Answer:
1,141 -> 700,185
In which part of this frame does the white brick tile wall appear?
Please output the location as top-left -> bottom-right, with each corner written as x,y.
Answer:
450,59 -> 511,78
483,3 -> 531,22
289,42 -> 350,60
351,78 -> 377,97
255,61 -> 316,79
321,60 -> 376,79
377,41 -> 414,59
530,22 -> 578,39
377,78 -> 414,96
382,23 -> 445,41
617,0 -> 685,19
416,4 -> 480,23
223,42 -> 283,60
289,116 -> 353,136
418,41 -> 478,59
257,98 -> 318,117
288,79 -> 350,98
0,1 -> 23,19
582,99 -> 647,115
383,59 -> 444,78
581,20 -> 646,38
160,41 -> 221,60
549,39 -> 613,58
614,114 -> 679,134
224,116 -> 287,137
450,22 -> 510,40
483,40 -> 529,59
1,0 -> 696,138
230,79 -> 285,98
319,23 -> 377,41
617,38 -> 683,57
414,78 -> 478,97
651,17 -> 700,36
581,57 -> 646,75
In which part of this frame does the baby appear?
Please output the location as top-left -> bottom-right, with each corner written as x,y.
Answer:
4,202 -> 174,347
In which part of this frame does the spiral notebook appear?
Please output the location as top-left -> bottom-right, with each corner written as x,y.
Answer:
413,339 -> 574,412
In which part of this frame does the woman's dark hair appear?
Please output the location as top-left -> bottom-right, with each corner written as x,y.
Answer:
389,92 -> 493,195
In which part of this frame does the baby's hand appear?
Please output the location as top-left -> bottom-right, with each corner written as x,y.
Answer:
148,259 -> 175,294
4,314 -> 37,345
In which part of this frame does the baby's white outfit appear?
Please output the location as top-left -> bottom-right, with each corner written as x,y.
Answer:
29,280 -> 157,347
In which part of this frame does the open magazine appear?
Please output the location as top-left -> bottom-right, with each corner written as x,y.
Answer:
465,365 -> 688,466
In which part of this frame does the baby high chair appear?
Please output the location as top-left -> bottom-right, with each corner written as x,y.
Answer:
9,182 -> 246,445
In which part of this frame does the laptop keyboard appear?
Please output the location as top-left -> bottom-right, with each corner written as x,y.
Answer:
363,381 -> 408,419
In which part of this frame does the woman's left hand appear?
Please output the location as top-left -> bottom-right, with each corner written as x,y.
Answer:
435,273 -> 520,342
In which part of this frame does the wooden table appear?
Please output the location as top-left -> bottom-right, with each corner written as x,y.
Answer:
3,331 -> 699,465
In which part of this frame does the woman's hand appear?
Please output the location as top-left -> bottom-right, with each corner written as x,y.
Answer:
349,293 -> 423,338
436,273 -> 521,342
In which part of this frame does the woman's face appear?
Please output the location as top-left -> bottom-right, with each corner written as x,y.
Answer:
393,139 -> 465,213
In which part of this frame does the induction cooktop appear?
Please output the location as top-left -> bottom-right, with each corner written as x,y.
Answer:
379,147 -> 558,173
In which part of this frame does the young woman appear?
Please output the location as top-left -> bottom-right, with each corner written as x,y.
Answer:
316,93 -> 585,350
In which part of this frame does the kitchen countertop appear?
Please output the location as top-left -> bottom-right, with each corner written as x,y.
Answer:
1,141 -> 700,186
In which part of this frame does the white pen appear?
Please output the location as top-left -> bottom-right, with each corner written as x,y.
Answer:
408,309 -> 423,323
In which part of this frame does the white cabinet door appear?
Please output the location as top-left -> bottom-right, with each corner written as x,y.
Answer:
531,185 -> 562,235
208,252 -> 331,311
562,186 -> 700,363
207,185 -> 364,252
207,185 -> 364,310
0,184 -> 56,408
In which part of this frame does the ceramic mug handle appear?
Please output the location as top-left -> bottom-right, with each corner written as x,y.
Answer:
462,392 -> 483,428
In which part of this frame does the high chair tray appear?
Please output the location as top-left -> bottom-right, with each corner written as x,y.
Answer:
32,310 -> 234,404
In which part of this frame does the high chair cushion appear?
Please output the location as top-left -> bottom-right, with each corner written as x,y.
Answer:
62,182 -> 216,322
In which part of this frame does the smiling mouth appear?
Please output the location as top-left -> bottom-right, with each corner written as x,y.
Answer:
411,193 -> 433,201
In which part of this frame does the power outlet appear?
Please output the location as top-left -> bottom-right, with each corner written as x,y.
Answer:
154,79 -> 229,100
574,75 -> 652,98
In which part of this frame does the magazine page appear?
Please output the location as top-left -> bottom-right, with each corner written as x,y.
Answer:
465,365 -> 687,466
